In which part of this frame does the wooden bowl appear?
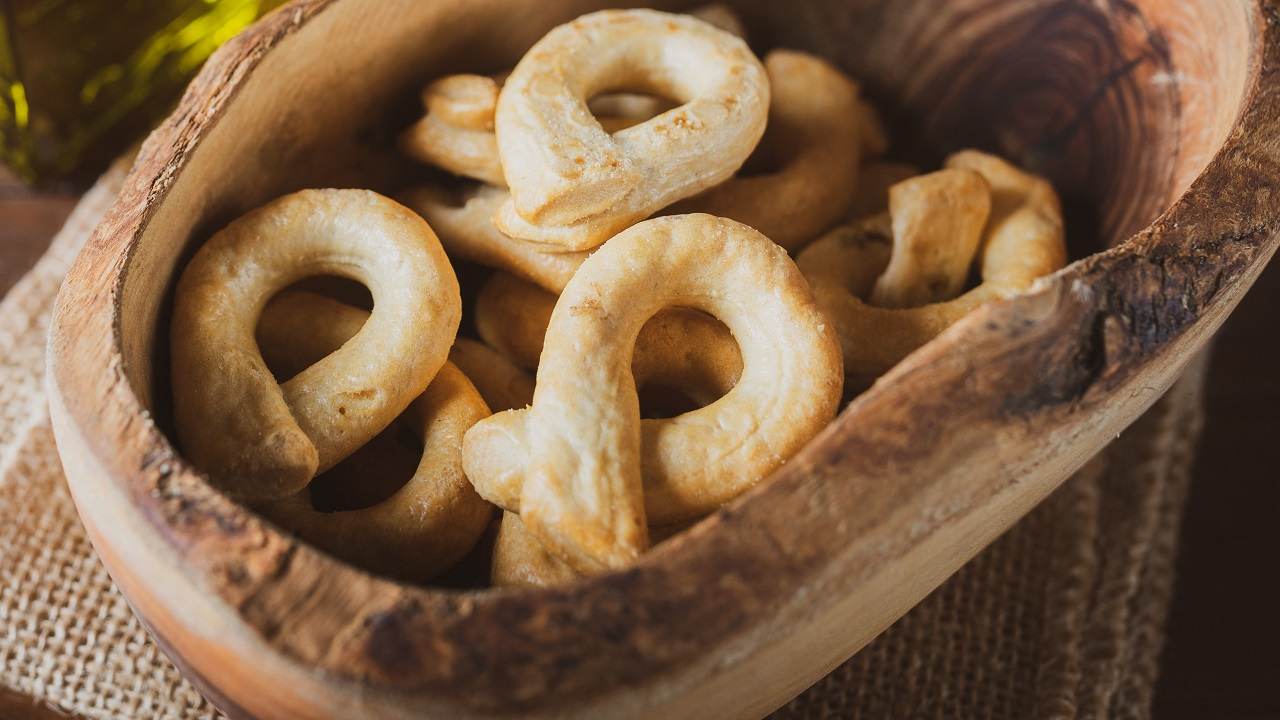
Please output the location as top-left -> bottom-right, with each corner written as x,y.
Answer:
47,0 -> 1280,717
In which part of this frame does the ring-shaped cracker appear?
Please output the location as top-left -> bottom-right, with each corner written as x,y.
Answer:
493,9 -> 769,250
400,75 -> 506,186
463,215 -> 842,572
170,189 -> 460,501
402,184 -> 587,293
400,3 -> 745,188
870,168 -> 992,308
474,271 -> 742,405
799,151 -> 1066,385
448,337 -> 536,414
667,50 -> 865,251
253,291 -> 492,581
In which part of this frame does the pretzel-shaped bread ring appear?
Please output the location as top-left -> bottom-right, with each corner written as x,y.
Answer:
667,50 -> 865,251
798,151 -> 1066,384
402,184 -> 587,293
474,272 -> 741,406
463,215 -> 842,572
493,10 -> 769,251
469,290 -> 724,588
171,189 -> 460,501
252,291 -> 492,581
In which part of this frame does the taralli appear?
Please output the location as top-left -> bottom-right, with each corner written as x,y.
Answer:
463,215 -> 842,572
399,4 -> 745,188
870,168 -> 991,308
400,76 -> 667,186
798,150 -> 1066,384
448,337 -> 536,414
170,189 -> 460,501
401,184 -> 586,293
492,511 -> 694,588
667,50 -> 865,251
400,74 -> 506,186
474,272 -> 742,406
796,213 -> 893,297
493,9 -> 769,250
253,291 -> 492,581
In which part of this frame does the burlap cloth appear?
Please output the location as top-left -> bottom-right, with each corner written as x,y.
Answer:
0,165 -> 1207,719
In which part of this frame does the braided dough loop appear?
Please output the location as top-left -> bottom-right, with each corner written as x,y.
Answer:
463,215 -> 842,572
667,50 -> 865,251
253,292 -> 492,581
799,151 -> 1066,384
170,189 -> 460,501
494,9 -> 769,250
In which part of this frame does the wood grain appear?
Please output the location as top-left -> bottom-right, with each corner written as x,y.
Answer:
41,0 -> 1280,718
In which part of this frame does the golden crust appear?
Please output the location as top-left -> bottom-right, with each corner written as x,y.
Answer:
448,337 -> 536,413
170,189 -> 460,501
463,215 -> 842,572
254,291 -> 492,581
493,9 -> 769,250
870,168 -> 992,308
668,50 -> 866,251
799,151 -> 1066,386
401,184 -> 587,293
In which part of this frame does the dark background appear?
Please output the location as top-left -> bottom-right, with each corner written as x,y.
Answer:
0,169 -> 1276,719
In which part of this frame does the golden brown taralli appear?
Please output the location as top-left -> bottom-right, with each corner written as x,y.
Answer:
799,151 -> 1066,385
474,271 -> 742,403
168,189 -> 460,501
254,291 -> 493,581
493,9 -> 769,250
464,214 -> 842,572
870,168 -> 991,308
667,50 -> 866,251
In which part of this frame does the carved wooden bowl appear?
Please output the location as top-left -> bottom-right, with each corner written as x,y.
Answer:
46,0 -> 1280,718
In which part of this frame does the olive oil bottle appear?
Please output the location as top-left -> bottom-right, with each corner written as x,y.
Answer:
0,0 -> 282,183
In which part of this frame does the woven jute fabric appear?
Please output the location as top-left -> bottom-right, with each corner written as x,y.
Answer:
0,167 -> 1205,720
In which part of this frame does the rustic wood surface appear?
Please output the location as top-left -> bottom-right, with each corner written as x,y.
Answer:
26,0 -> 1280,717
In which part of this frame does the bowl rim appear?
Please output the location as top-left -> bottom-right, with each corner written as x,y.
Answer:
46,0 -> 1280,714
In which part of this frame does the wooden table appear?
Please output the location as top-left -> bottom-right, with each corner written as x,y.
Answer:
1,172 -> 1276,720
